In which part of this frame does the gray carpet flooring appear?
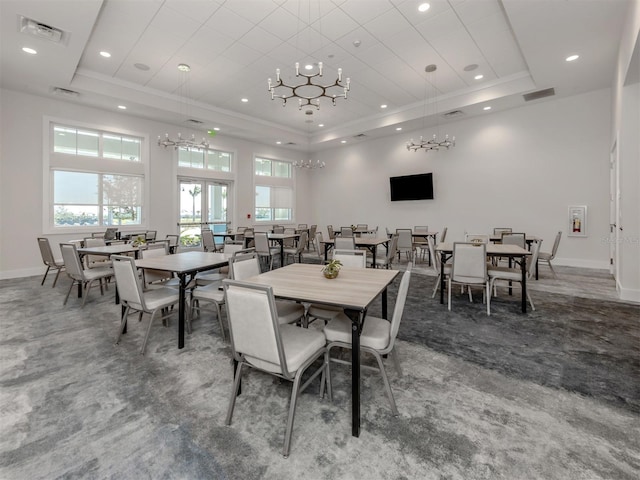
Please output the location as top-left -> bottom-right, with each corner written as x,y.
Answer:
1,261 -> 638,479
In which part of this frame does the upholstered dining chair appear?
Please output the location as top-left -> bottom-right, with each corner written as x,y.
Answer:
223,279 -> 329,458
332,249 -> 367,268
323,266 -> 412,416
60,243 -> 113,307
112,255 -> 179,355
139,243 -> 180,289
539,231 -> 562,278
83,237 -> 112,269
340,226 -> 354,237
493,227 -> 513,236
334,236 -> 355,250
427,236 -> 452,298
254,231 -> 280,270
37,237 -> 65,287
367,234 -> 398,269
229,252 -> 305,325
201,228 -> 217,252
188,282 -> 226,340
396,229 -> 415,264
464,233 -> 490,244
283,231 -> 308,265
413,225 -> 429,262
488,239 -> 542,311
327,225 -> 336,240
448,242 -> 491,315
165,234 -> 179,254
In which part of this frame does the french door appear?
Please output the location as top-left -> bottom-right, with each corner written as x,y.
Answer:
178,178 -> 232,245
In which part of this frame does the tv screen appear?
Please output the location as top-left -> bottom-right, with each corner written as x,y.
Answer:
389,173 -> 434,201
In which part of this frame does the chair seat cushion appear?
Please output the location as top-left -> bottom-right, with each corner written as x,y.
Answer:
308,303 -> 343,321
487,266 -> 521,281
324,313 -> 391,350
143,287 -> 179,310
247,324 -> 325,374
192,284 -> 225,302
84,267 -> 113,281
275,301 -> 305,324
538,252 -> 552,260
196,272 -> 227,285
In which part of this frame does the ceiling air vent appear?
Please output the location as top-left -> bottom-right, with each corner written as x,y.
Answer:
353,133 -> 367,138
52,87 -> 79,98
285,142 -> 296,145
442,110 -> 464,118
185,119 -> 203,125
523,88 -> 555,102
19,16 -> 65,44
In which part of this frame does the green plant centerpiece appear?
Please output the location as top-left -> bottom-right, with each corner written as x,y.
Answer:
132,235 -> 147,247
322,259 -> 342,279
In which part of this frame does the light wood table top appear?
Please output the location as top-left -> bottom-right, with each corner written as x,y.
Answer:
244,262 -> 399,311
436,242 -> 531,256
77,244 -> 141,256
135,251 -> 231,274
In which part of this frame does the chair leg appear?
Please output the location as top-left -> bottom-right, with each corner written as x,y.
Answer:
548,262 -> 557,278
372,352 -> 399,416
431,274 -> 441,298
527,290 -> 535,311
390,348 -> 402,377
447,278 -> 452,311
81,281 -> 91,307
41,266 -> 51,286
214,302 -> 226,342
63,279 -> 75,305
283,370 -> 304,458
140,310 -> 156,355
52,267 -> 62,288
116,305 -> 131,344
225,361 -> 244,425
486,282 -> 491,316
322,349 -> 332,402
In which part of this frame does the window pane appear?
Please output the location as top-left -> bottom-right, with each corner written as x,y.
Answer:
273,160 -> 291,178
273,187 -> 292,208
103,135 -> 122,159
53,205 -> 99,226
77,129 -> 99,157
178,147 -> 204,168
103,206 -> 141,225
274,208 -> 291,221
54,171 -> 99,204
255,158 -> 272,176
207,150 -> 231,171
207,184 -> 227,222
122,137 -> 141,161
180,182 -> 202,223
53,126 -> 77,154
256,208 -> 272,221
255,185 -> 270,208
103,174 -> 142,205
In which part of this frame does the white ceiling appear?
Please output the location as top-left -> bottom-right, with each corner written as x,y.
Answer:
0,0 -> 632,152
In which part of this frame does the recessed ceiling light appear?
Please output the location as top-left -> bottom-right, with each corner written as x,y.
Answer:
177,63 -> 191,72
213,127 -> 220,131
241,98 -> 248,103
474,74 -> 484,80
340,140 -> 347,144
100,51 -> 111,58
396,127 -> 402,131
380,104 -> 388,109
318,124 -> 324,127
22,47 -> 37,55
418,3 -> 430,13
117,105 -> 127,110
483,106 -> 492,111
134,63 -> 150,71
566,54 -> 579,62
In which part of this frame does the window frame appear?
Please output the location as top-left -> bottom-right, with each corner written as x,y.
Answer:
42,116 -> 150,234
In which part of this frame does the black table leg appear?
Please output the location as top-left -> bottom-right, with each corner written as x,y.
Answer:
344,308 -> 362,438
440,251 -> 446,304
521,255 -> 527,313
178,274 -> 186,349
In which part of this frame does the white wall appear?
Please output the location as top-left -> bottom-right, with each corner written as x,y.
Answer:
0,89 -> 311,279
310,89 -> 612,270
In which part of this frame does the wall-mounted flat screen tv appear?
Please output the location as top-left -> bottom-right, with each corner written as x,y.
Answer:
389,173 -> 434,201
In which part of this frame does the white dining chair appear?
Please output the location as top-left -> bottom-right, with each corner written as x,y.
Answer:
60,243 -> 113,307
448,242 -> 491,315
37,237 -> 65,287
223,279 -> 329,458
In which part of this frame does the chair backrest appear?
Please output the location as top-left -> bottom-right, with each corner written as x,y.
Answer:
501,232 -> 526,248
427,236 -> 440,275
332,249 -> 367,268
283,228 -> 296,247
293,231 -> 308,254
145,230 -> 157,241
396,229 -> 413,248
166,234 -> 179,247
327,225 -> 335,240
493,227 -> 512,235
85,237 -> 106,248
386,266 -> 412,352
59,243 -> 85,281
84,237 -> 108,268
111,255 -> 146,310
314,232 -> 324,259
140,244 -> 171,284
414,226 -> 428,233
38,237 -> 57,266
334,236 -> 355,250
201,229 -> 216,252
104,228 -> 118,240
253,232 -> 271,254
440,226 -> 448,243
526,240 -> 543,279
91,231 -> 105,238
308,225 -> 317,238
340,227 -> 353,237
385,234 -> 399,263
297,224 -> 307,229
223,280 -> 291,377
451,242 -> 487,284
223,243 -> 245,255
230,252 -> 262,280
464,233 -> 489,244
357,224 -> 368,229
550,231 -> 562,258
273,225 -> 284,234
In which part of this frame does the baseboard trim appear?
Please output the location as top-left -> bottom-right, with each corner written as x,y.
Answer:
554,257 -> 609,270
0,267 -> 43,281
617,279 -> 640,304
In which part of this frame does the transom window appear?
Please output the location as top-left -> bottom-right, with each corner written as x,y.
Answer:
53,125 -> 141,161
178,147 -> 232,171
255,157 -> 291,177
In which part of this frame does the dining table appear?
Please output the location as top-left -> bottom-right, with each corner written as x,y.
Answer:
135,251 -> 232,349
489,234 -> 543,279
435,242 -> 532,313
324,236 -> 390,266
245,263 -> 399,437
243,232 -> 299,263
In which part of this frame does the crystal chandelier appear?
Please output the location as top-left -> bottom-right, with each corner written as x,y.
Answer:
268,62 -> 350,110
157,64 -> 210,151
406,64 -> 455,152
293,159 -> 325,169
